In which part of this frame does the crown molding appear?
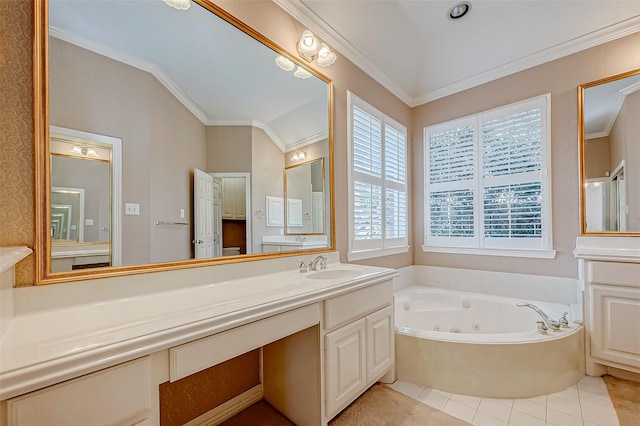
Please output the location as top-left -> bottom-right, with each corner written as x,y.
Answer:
274,2 -> 640,107
273,0 -> 415,106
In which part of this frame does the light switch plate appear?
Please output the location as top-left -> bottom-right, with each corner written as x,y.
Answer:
125,203 -> 140,215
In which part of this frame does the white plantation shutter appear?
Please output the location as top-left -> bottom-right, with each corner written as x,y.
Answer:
425,95 -> 550,252
349,93 -> 408,254
425,118 -> 478,247
353,106 -> 382,177
354,181 -> 382,241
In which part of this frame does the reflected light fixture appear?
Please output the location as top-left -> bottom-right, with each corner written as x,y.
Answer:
296,30 -> 336,67
163,0 -> 191,10
275,55 -> 295,72
290,151 -> 307,162
294,66 -> 312,79
448,1 -> 471,20
71,145 -> 98,157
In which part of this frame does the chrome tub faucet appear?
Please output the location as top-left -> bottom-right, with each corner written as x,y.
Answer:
516,302 -> 569,333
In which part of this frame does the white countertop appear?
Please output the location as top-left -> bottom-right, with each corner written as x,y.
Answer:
0,246 -> 32,273
0,262 -> 397,400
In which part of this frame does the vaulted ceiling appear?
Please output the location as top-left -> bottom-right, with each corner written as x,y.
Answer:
276,0 -> 640,107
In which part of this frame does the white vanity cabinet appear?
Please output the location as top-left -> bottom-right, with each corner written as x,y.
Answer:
584,260 -> 640,373
0,259 -> 398,426
323,281 -> 394,419
575,237 -> 640,376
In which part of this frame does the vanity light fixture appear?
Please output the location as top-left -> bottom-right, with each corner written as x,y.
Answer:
297,30 -> 336,67
290,151 -> 307,162
448,1 -> 471,20
163,0 -> 191,11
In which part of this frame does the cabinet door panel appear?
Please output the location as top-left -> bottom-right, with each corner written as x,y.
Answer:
366,305 -> 394,382
591,284 -> 640,368
325,319 -> 366,417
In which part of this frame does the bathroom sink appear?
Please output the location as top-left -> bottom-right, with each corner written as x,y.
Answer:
305,269 -> 363,281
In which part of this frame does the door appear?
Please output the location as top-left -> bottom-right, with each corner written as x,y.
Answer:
194,169 -> 220,258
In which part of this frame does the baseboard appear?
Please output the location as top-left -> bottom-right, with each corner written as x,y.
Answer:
184,384 -> 263,426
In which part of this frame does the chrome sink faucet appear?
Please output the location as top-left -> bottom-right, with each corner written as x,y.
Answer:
516,302 -> 568,332
309,255 -> 327,271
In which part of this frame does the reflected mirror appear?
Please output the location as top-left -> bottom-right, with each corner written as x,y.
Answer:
579,69 -> 640,234
36,0 -> 334,283
285,158 -> 326,235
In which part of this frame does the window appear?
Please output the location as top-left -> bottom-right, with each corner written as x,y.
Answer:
424,94 -> 554,258
348,92 -> 408,260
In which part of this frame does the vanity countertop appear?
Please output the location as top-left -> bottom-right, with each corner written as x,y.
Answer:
0,262 -> 397,400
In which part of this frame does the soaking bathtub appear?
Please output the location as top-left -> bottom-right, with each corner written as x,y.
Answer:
394,286 -> 585,398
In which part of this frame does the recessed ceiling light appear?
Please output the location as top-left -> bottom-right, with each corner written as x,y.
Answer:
448,2 -> 471,20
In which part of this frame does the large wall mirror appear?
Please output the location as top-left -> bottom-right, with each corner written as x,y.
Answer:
579,69 -> 640,235
35,0 -> 334,284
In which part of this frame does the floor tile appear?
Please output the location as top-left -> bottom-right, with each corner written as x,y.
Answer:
579,391 -> 617,415
443,399 -> 477,423
512,399 -> 546,420
472,410 -> 509,426
578,382 -> 612,400
549,387 -> 579,404
523,395 -> 546,407
477,399 -> 512,422
450,393 -> 482,410
417,387 -> 450,410
509,409 -> 546,426
397,377 -> 624,426
578,375 -> 607,389
580,405 -> 620,426
394,380 -> 423,399
546,407 -> 583,426
546,395 -> 582,418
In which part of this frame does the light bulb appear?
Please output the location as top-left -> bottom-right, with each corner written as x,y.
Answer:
316,44 -> 336,67
297,30 -> 319,61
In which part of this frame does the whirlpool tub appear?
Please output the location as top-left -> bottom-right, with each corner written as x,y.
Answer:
394,286 -> 584,398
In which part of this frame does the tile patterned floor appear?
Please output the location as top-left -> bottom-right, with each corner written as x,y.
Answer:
388,376 -> 620,426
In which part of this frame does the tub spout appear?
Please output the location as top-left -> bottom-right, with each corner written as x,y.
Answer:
516,302 -> 561,331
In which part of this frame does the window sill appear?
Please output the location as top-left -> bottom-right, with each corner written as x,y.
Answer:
421,245 -> 556,259
347,245 -> 410,261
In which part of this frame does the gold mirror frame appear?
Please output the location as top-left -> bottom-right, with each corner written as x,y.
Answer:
578,68 -> 640,236
33,0 -> 335,285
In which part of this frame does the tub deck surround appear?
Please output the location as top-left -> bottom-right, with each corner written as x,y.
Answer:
395,286 -> 582,344
0,259 -> 397,401
392,278 -> 585,398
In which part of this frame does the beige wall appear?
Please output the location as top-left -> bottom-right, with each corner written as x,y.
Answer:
50,38 -> 206,265
584,136 -> 611,179
251,127 -> 285,253
609,90 -> 640,231
3,0 -> 640,284
412,31 -> 640,278
205,126 -> 252,173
